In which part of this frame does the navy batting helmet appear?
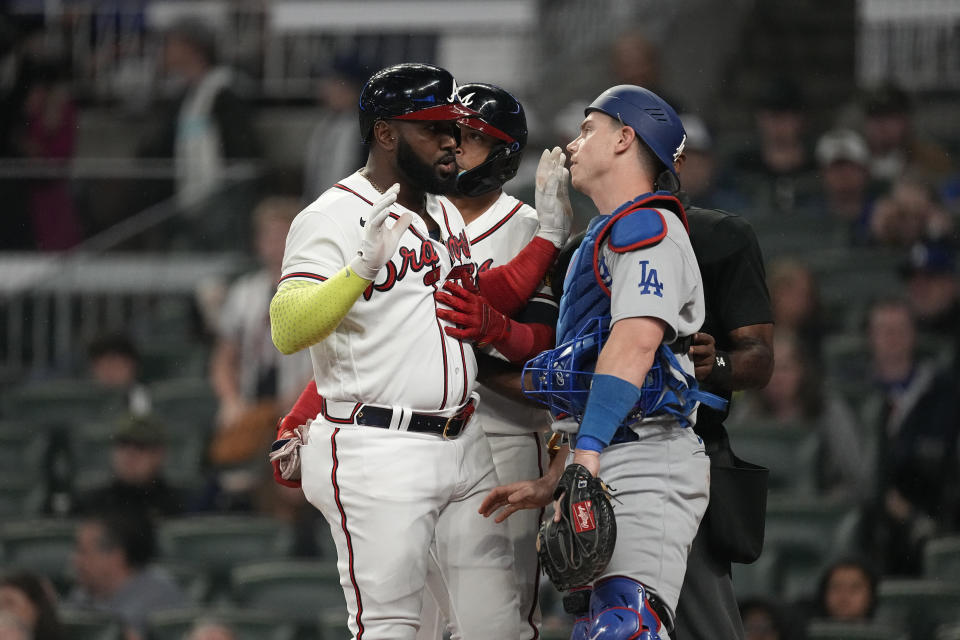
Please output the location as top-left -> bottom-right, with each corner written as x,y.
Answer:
455,83 -> 528,197
358,63 -> 475,144
585,85 -> 686,178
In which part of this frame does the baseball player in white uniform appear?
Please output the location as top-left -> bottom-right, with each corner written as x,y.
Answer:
268,64 -> 571,640
481,86 -> 723,640
417,83 -> 562,640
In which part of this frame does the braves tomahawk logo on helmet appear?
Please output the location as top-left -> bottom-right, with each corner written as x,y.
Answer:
454,82 -> 528,197
358,63 -> 476,144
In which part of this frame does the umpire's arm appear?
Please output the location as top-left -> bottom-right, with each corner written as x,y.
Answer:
689,324 -> 774,391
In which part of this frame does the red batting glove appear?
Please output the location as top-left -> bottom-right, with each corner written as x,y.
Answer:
435,281 -> 510,347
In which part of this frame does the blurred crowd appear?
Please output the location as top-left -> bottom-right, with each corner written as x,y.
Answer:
1,4 -> 959,640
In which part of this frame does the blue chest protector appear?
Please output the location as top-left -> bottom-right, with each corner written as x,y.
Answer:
524,191 -> 726,427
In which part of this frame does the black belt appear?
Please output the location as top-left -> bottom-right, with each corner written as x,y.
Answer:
353,401 -> 475,439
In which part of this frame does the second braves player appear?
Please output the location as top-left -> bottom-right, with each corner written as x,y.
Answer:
482,86 -> 719,640
268,63 -> 571,640
417,83 -> 560,640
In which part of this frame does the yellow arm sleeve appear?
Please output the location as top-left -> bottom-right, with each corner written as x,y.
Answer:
269,265 -> 372,355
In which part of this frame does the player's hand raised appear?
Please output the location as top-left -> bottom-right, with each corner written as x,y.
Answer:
535,146 -> 573,249
348,184 -> 413,280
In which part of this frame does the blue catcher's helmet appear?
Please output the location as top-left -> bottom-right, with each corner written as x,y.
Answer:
522,316 -> 665,422
585,85 -> 686,178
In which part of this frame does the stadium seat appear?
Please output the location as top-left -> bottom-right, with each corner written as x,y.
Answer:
936,623 -> 960,640
0,379 -> 128,426
230,560 -> 345,623
0,421 -> 50,481
58,607 -> 123,640
806,620 -> 908,640
147,377 -> 219,431
875,579 -> 960,640
762,496 -> 861,601
0,517 -> 77,590
732,548 -> 781,599
923,535 -> 960,582
157,515 -> 294,583
146,607 -> 296,640
0,473 -> 46,518
724,422 -> 819,497
153,561 -> 213,605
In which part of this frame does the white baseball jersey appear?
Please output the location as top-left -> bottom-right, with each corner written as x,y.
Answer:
281,171 -> 478,412
416,192 -> 555,640
444,192 -> 556,437
287,171 -> 522,639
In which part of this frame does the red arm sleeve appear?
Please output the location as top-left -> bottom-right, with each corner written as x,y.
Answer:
477,236 -> 558,317
492,321 -> 555,363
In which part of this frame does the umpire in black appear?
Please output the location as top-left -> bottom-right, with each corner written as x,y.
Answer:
670,118 -> 775,640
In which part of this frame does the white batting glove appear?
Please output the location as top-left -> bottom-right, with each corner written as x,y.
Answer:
347,183 -> 413,280
535,147 -> 573,249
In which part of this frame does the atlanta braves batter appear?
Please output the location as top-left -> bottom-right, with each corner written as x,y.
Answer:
482,86 -> 720,640
417,83 -> 560,640
268,63 -> 570,640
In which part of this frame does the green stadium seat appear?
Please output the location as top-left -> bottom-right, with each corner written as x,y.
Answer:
806,620 -> 908,640
923,536 -> 960,582
732,548 -> 781,599
763,496 -> 861,601
57,607 -> 123,640
230,560 -> 345,623
0,473 -> 46,518
724,422 -> 819,497
875,579 -> 960,640
0,421 -> 50,481
0,380 -> 128,426
157,515 -> 294,581
146,607 -> 296,640
0,517 -> 77,589
936,623 -> 960,640
147,378 -> 219,431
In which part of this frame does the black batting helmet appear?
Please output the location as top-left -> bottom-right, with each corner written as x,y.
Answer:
455,83 -> 528,197
358,63 -> 475,144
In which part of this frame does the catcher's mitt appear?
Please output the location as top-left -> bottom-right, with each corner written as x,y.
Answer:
537,463 -> 617,592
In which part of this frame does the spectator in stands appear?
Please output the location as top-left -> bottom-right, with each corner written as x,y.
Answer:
869,173 -> 954,248
16,56 -> 83,251
138,17 -> 260,210
71,414 -> 187,519
185,619 -> 237,640
727,78 -> 818,217
728,332 -> 867,500
813,129 -> 876,246
814,557 -> 878,622
68,510 -> 187,640
861,298 -> 960,575
767,258 -> 825,359
205,196 -> 313,510
0,612 -> 30,640
739,598 -> 788,640
0,571 -> 63,640
302,54 -> 370,202
87,333 -> 151,416
900,240 -> 959,364
677,113 -> 747,212
859,85 -> 953,187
